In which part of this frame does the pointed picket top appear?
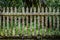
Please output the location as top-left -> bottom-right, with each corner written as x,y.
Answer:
18,7 -> 20,12
3,7 -> 5,13
14,7 -> 17,13
41,7 -> 44,13
11,7 -> 13,13
45,7 -> 48,13
26,7 -> 29,13
38,6 -> 40,13
22,7 -> 25,13
30,7 -> 32,13
34,7 -> 36,13
7,7 -> 9,14
49,7 -> 51,12
53,7 -> 55,13
57,7 -> 59,13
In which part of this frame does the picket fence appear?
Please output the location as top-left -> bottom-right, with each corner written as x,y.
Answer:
0,7 -> 60,36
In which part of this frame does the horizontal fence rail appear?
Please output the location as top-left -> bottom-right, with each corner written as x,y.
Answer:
0,7 -> 60,37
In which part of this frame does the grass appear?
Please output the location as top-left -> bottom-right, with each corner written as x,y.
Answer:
0,22 -> 60,36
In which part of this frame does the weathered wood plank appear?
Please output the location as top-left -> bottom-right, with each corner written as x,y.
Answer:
0,13 -> 60,16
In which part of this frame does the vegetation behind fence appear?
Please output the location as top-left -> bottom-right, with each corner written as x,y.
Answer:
0,7 -> 60,37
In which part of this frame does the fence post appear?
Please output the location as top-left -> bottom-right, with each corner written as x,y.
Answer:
57,8 -> 59,30
26,7 -> 29,35
53,7 -> 55,30
14,16 -> 17,36
0,7 -> 1,35
49,7 -> 52,30
33,7 -> 36,35
18,16 -> 21,36
7,16 -> 9,36
22,16 -> 24,35
41,15 -> 44,35
10,16 -> 13,36
30,15 -> 32,35
45,7 -> 48,29
26,15 -> 28,35
22,7 -> 25,35
38,16 -> 40,35
41,7 -> 44,35
30,7 -> 32,35
34,15 -> 36,36
3,16 -> 5,36
0,16 -> 1,35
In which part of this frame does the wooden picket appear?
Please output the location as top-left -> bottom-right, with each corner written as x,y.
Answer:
0,7 -> 60,36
